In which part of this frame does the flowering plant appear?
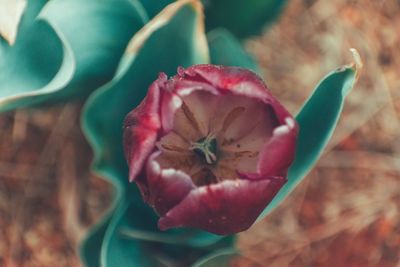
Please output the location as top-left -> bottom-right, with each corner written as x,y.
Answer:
0,0 -> 360,266
123,64 -> 298,235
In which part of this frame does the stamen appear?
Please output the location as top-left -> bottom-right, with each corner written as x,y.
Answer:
181,101 -> 201,133
160,144 -> 187,153
190,134 -> 217,164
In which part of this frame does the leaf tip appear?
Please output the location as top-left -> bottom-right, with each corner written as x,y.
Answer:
0,0 -> 27,45
349,48 -> 363,80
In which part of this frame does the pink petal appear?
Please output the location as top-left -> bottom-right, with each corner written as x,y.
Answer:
158,177 -> 286,235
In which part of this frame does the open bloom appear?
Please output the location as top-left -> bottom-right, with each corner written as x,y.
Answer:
123,64 -> 298,235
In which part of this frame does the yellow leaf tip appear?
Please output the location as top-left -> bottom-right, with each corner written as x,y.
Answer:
349,48 -> 363,79
0,0 -> 27,45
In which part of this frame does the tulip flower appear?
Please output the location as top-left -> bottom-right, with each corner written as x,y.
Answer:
123,64 -> 298,235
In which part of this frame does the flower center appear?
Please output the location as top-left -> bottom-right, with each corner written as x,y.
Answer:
189,134 -> 217,165
155,91 -> 278,186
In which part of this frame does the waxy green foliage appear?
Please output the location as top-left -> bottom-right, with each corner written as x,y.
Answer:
207,28 -> 260,74
191,249 -> 239,267
138,0 -> 174,18
138,0 -> 289,38
260,63 -> 359,219
0,0 -> 146,112
204,0 -> 289,38
0,0 -> 72,112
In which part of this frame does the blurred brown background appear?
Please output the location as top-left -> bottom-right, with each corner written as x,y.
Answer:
1,0 -> 399,266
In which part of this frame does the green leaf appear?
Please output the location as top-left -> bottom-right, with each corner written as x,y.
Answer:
191,248 -> 238,267
0,19 -> 75,112
117,194 -> 226,248
260,63 -> 359,218
0,0 -> 65,112
111,188 -> 226,250
105,199 -> 235,267
17,0 -> 48,34
120,227 -> 223,247
204,0 -> 289,39
100,199 -> 157,267
80,212 -> 112,267
138,0 -> 174,18
39,0 -> 148,100
0,0 -> 27,45
0,0 -> 146,112
207,28 -> 260,74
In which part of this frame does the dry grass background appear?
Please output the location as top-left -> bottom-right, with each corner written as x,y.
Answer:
0,0 -> 399,266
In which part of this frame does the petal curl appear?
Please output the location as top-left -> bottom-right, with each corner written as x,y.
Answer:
158,177 -> 285,235
123,73 -> 166,181
173,64 -> 294,127
257,117 -> 298,177
145,151 -> 196,216
178,64 -> 268,99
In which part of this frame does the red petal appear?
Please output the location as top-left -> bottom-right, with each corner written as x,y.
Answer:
174,64 -> 295,129
257,117 -> 298,177
158,177 -> 286,235
179,65 -> 268,100
174,65 -> 298,179
145,152 -> 196,216
123,65 -> 298,235
123,73 -> 166,181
